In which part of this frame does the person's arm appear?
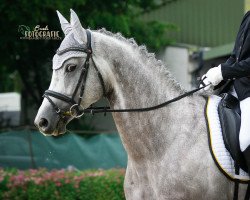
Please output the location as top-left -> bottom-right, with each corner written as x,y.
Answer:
221,13 -> 250,79
221,57 -> 250,80
224,45 -> 236,65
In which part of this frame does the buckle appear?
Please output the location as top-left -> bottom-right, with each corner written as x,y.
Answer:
69,104 -> 84,118
55,107 -> 61,114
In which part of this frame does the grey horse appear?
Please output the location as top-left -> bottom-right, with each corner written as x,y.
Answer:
34,9 -> 248,199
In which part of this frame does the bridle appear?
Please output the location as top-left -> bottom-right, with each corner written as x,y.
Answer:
43,30 -> 106,119
43,29 -> 210,119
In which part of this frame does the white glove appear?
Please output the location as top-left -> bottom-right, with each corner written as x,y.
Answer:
200,65 -> 223,91
205,65 -> 223,86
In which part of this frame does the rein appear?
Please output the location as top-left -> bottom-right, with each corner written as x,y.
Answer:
43,29 -> 209,118
83,85 -> 207,115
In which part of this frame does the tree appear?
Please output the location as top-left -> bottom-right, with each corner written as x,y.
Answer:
0,0 -> 176,125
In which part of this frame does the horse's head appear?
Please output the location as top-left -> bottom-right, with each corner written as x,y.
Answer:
34,9 -> 107,136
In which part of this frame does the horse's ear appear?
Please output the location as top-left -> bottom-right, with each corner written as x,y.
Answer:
56,10 -> 71,35
70,9 -> 86,44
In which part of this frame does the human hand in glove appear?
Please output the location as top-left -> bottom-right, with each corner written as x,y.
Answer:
199,65 -> 223,91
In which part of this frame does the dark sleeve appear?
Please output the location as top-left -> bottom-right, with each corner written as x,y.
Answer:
221,57 -> 250,79
220,13 -> 250,80
223,14 -> 245,66
224,46 -> 236,66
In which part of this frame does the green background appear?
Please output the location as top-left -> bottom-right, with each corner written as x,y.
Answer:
0,130 -> 127,170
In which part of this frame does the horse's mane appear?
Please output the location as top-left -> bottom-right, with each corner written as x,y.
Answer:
97,28 -> 185,93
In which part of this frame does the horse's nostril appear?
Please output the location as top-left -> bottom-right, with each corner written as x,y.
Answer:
39,118 -> 49,128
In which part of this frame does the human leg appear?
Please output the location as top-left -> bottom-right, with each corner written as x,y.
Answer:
239,97 -> 250,173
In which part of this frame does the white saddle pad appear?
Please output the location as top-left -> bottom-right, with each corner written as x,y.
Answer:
206,95 -> 250,182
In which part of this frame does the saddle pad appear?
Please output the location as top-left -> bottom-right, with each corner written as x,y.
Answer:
206,95 -> 250,182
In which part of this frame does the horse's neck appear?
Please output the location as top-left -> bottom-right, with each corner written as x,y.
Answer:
97,32 -> 205,161
97,34 -> 183,109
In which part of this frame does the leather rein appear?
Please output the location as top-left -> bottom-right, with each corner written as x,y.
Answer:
43,29 -> 208,119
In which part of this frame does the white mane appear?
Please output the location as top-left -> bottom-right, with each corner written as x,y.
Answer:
97,28 -> 185,93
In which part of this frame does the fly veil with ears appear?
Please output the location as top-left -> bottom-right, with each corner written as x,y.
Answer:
43,10 -> 106,119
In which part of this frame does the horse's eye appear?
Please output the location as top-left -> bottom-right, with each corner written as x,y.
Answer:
66,64 -> 77,72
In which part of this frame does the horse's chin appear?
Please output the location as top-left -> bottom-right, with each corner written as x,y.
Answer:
40,127 -> 66,137
52,128 -> 66,136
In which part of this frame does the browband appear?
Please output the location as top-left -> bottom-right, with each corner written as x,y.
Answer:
56,46 -> 88,55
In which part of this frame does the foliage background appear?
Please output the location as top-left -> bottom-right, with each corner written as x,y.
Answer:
0,0 -> 176,126
0,168 -> 125,200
